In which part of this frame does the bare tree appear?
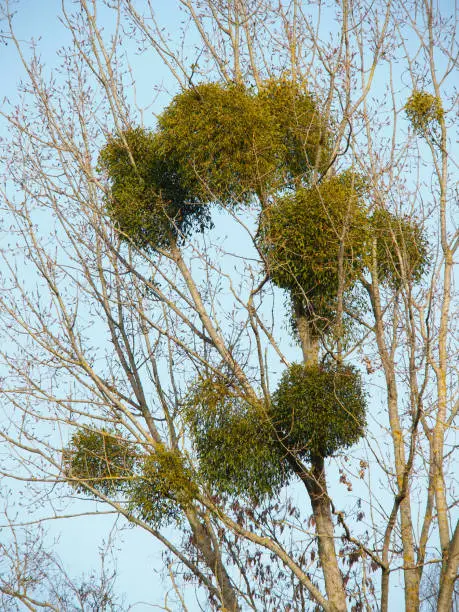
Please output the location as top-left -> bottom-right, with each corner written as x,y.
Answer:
0,0 -> 457,610
0,507 -> 126,611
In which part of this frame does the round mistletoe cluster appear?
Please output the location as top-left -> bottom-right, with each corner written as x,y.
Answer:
64,428 -> 135,495
405,90 -> 443,136
157,82 -> 279,203
129,445 -> 198,527
270,362 -> 367,461
97,127 -> 210,249
259,172 -> 429,335
184,375 -> 288,500
371,208 -> 428,287
260,172 -> 369,327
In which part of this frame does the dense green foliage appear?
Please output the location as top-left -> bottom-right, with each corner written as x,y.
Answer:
158,80 -> 332,203
260,170 -> 428,328
98,84 -> 429,307
405,90 -> 443,136
130,446 -> 198,526
65,430 -> 198,526
260,172 -> 369,324
98,127 -> 210,248
185,365 -> 366,497
185,376 -> 288,500
99,79 -> 333,251
371,209 -> 429,287
158,82 -> 280,203
270,363 -> 366,460
88,81 -> 431,530
64,428 -> 135,495
258,78 -> 331,182
92,81 -> 428,516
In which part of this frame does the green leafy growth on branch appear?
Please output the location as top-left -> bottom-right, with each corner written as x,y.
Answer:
258,78 -> 332,182
157,82 -> 281,203
130,445 -> 198,527
185,376 -> 288,500
99,80 -> 333,250
371,209 -> 429,287
65,429 -> 198,527
158,80 -> 332,203
98,127 -> 211,249
64,428 -> 135,495
260,172 -> 369,326
405,90 -> 443,136
270,363 -> 366,460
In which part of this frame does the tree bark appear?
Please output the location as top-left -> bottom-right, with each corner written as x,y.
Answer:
298,457 -> 347,612
294,299 -> 318,364
293,304 -> 346,611
185,508 -> 240,611
367,278 -> 419,609
437,520 -> 459,612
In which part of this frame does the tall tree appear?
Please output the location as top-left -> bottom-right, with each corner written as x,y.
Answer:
0,0 -> 457,610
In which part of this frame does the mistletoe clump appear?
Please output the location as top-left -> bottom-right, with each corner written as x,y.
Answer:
130,445 -> 198,527
405,90 -> 443,136
259,78 -> 332,182
371,209 -> 429,287
270,363 -> 366,461
159,79 -> 333,203
99,79 -> 333,250
185,376 -> 288,500
260,172 -> 369,326
65,429 -> 197,527
158,82 -> 281,203
98,127 -> 210,249
64,428 -> 135,495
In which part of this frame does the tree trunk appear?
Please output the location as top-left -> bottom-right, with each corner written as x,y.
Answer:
293,304 -> 346,611
300,457 -> 347,612
294,300 -> 318,364
185,508 -> 240,611
368,278 -> 420,609
437,520 -> 459,612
